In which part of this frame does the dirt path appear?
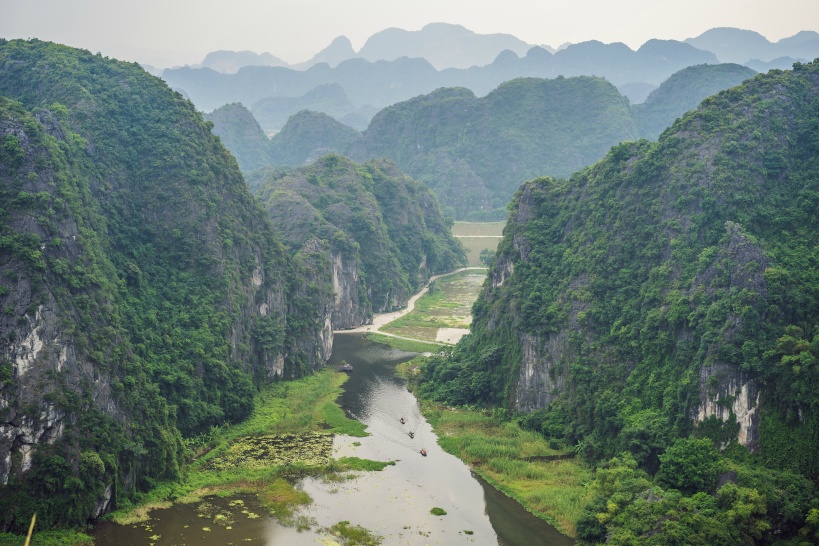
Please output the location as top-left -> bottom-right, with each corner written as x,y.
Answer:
334,267 -> 486,341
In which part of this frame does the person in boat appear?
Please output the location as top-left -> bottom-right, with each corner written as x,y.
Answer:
400,417 -> 405,424
420,448 -> 427,456
408,431 -> 414,438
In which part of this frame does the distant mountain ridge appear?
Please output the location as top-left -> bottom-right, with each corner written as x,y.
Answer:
170,24 -> 819,130
685,27 -> 819,64
164,36 -> 719,120
358,22 -> 536,69
207,64 -> 757,220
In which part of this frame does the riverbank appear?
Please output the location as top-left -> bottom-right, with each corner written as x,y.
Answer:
336,267 -> 486,336
421,403 -> 590,538
90,370 -> 390,544
378,271 -> 589,540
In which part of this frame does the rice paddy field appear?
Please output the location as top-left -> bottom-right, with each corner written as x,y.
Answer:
452,221 -> 504,267
380,269 -> 486,343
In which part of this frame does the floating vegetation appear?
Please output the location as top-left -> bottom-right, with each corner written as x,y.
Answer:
334,457 -> 395,472
258,477 -> 312,523
326,520 -> 383,545
208,432 -> 334,471
430,507 -> 447,516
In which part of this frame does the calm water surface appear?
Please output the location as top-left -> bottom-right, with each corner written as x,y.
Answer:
94,334 -> 573,545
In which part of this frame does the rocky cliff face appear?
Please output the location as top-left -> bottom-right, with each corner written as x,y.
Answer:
499,187 -> 770,449
255,155 -> 465,331
0,40 -> 332,531
331,248 -> 370,329
454,62 -> 819,467
0,110 -> 122,490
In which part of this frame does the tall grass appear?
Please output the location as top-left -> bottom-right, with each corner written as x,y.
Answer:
109,370 -> 375,525
423,403 -> 591,537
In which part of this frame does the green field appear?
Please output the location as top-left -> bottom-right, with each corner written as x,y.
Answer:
381,270 -> 486,342
452,222 -> 504,266
452,222 -> 506,237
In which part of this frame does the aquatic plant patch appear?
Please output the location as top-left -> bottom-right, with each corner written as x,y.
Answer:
208,432 -> 334,471
325,520 -> 383,546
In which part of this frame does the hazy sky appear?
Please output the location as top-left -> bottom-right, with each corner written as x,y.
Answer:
3,0 -> 819,68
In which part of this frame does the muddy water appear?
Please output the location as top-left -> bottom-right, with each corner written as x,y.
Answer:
93,335 -> 573,545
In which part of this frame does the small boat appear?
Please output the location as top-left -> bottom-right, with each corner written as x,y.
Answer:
340,362 -> 353,373
420,448 -> 427,457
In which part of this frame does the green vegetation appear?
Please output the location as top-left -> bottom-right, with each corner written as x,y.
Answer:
361,79 -> 638,219
381,271 -> 481,342
0,530 -> 94,545
255,154 -> 466,321
325,519 -> 383,546
429,507 -> 447,516
108,369 -> 390,532
0,39 -> 326,533
204,103 -> 276,171
416,61 -> 819,542
419,401 -> 590,536
364,333 -> 444,353
269,110 -> 362,166
634,63 -> 757,140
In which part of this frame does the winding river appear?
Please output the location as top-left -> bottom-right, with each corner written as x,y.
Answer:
94,334 -> 573,545
93,267 -> 574,545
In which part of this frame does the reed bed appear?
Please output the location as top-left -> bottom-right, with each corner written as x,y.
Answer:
423,404 -> 591,537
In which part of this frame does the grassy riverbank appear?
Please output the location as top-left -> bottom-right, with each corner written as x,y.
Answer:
90,369 -> 387,545
423,404 -> 591,537
363,332 -> 444,353
395,361 -> 590,539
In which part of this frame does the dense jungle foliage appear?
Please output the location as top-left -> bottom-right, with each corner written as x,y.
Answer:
254,154 -> 465,317
0,39 -> 324,532
634,63 -> 757,140
358,77 -> 638,220
213,66 -> 757,222
417,60 -> 819,543
204,102 -> 275,171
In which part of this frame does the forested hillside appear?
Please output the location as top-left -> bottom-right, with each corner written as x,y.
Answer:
270,110 -> 363,168
226,67 -> 757,222
356,77 -> 637,219
0,39 -> 329,532
418,60 -> 819,542
254,155 -> 465,327
204,102 -> 275,170
634,63 -> 757,139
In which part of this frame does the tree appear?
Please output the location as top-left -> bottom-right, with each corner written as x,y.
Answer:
657,438 -> 724,494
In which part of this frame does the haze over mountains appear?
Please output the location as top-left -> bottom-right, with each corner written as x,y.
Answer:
165,23 -> 819,137
207,63 -> 758,220
191,23 -> 818,74
3,11 -> 819,541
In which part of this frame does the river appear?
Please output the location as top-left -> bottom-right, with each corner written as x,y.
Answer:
93,334 -> 573,545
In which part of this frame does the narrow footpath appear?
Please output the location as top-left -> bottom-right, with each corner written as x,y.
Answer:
334,267 -> 487,343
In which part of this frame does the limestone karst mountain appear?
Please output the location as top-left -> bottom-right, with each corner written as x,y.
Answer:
0,39 -> 331,532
